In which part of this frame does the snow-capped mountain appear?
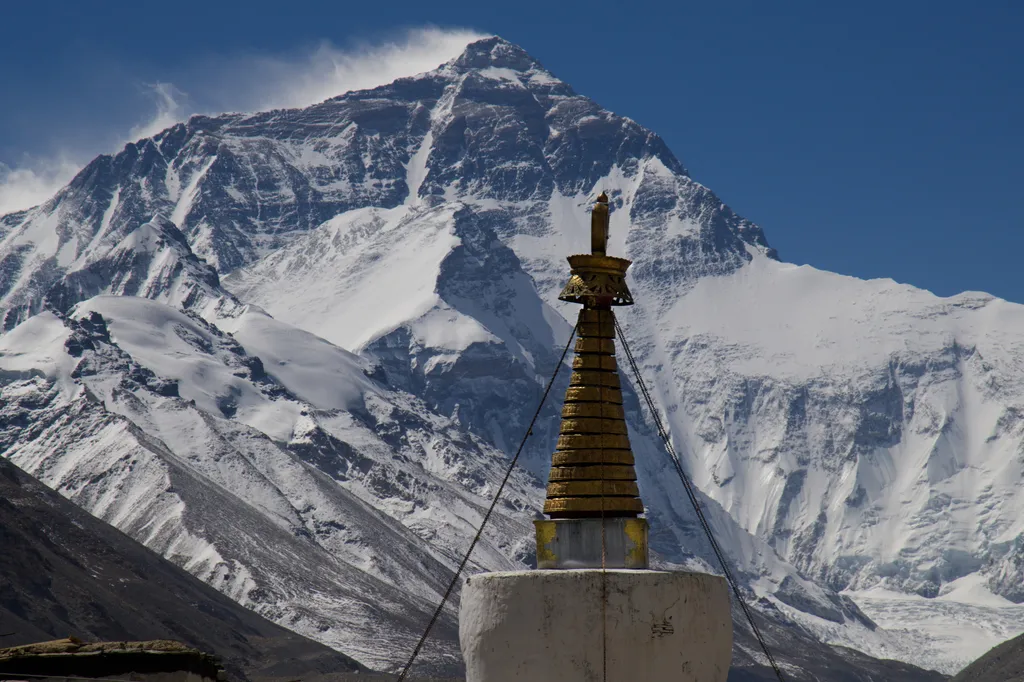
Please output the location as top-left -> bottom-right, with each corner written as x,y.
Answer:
1,34 -> 1017,676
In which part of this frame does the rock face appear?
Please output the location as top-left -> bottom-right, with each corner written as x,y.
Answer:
0,33 -> 1009,677
0,455 -> 363,681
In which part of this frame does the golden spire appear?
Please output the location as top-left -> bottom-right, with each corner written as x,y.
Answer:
535,193 -> 648,569
543,192 -> 641,518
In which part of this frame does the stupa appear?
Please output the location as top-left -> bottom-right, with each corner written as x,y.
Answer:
458,195 -> 734,681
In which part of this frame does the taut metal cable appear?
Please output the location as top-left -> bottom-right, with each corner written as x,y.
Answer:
395,322 -> 579,681
613,316 -> 788,682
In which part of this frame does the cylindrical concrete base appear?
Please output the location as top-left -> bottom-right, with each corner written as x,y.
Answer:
459,570 -> 732,682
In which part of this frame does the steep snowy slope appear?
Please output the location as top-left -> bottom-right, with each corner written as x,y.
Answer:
0,156 -> 241,329
0,298 -> 541,671
0,455 -> 365,681
0,33 -> 1010,676
227,201 -> 570,460
643,255 -> 1024,594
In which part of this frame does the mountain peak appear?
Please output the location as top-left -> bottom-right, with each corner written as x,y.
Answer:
450,36 -> 551,75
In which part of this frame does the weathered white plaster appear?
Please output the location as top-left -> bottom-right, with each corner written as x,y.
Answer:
459,570 -> 732,682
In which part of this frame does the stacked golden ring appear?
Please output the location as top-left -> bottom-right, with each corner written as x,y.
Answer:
543,306 -> 644,518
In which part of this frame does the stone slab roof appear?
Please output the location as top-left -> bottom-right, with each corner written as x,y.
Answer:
0,638 -> 223,680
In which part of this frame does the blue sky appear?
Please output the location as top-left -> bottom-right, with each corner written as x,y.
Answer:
1,0 -> 1021,301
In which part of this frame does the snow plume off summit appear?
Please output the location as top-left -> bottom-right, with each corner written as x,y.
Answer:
0,36 -> 1019,678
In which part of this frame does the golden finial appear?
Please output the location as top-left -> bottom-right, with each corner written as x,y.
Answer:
591,192 -> 610,255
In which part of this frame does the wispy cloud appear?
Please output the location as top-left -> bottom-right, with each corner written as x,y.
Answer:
229,27 -> 487,111
129,82 -> 189,142
0,157 -> 81,217
0,27 -> 485,215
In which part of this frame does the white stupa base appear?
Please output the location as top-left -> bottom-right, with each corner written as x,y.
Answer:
459,569 -> 732,682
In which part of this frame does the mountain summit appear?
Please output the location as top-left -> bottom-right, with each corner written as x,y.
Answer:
2,36 -> 1021,677
0,37 -> 771,328
447,35 -> 552,73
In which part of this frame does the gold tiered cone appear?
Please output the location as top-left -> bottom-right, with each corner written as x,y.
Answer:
545,307 -> 642,517
535,193 -> 649,569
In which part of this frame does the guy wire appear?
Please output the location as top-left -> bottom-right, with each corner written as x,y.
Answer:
395,322 -> 579,681
613,316 -> 787,682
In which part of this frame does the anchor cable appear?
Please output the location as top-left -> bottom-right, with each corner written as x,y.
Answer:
614,316 -> 787,682
395,322 -> 579,681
